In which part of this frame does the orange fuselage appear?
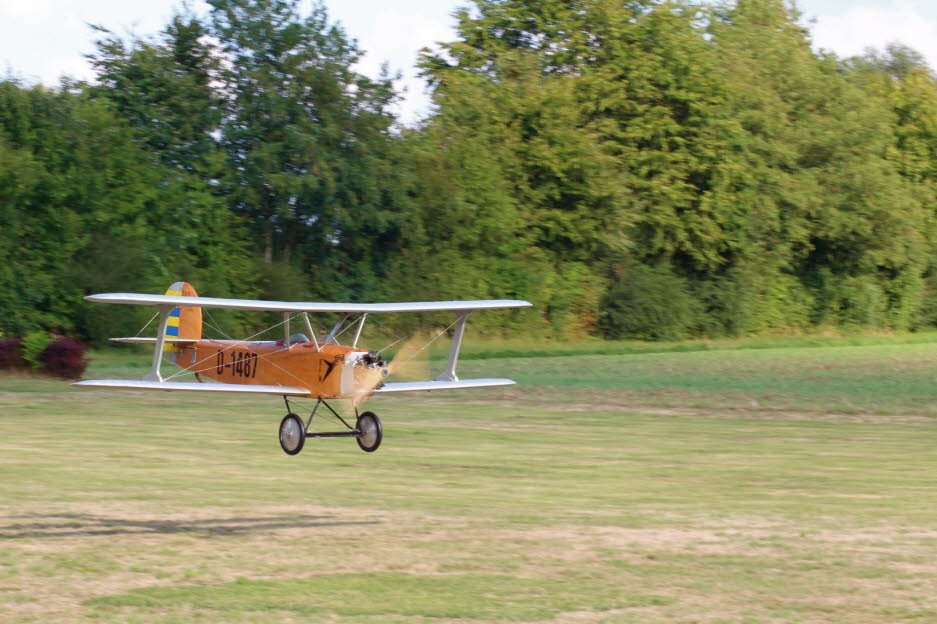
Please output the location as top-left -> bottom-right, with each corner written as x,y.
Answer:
172,340 -> 384,399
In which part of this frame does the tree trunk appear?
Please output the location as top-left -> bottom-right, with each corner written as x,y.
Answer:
263,227 -> 273,264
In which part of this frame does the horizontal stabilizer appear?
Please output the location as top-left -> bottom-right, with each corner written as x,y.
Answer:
110,337 -> 199,344
374,379 -> 516,393
86,293 -> 532,314
73,379 -> 309,396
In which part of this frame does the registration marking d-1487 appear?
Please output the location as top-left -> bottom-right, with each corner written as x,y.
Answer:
216,350 -> 258,378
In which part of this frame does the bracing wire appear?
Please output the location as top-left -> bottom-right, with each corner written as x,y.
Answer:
163,313 -> 302,383
375,316 -> 460,374
202,309 -> 235,341
396,317 -> 459,365
133,311 -> 160,338
171,343 -> 312,389
330,315 -> 357,343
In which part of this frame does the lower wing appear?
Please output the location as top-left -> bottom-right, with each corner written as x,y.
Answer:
73,380 -> 309,396
73,378 -> 515,397
374,379 -> 515,393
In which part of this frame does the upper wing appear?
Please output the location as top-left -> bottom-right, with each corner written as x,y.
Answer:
85,293 -> 532,313
73,379 -> 310,396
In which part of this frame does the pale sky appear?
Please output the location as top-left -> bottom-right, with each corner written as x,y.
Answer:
1,0 -> 936,125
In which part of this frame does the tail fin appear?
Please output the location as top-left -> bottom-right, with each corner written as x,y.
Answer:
164,282 -> 202,350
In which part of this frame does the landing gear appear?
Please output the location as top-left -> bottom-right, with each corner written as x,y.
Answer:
279,413 -> 305,455
356,411 -> 382,453
278,398 -> 383,455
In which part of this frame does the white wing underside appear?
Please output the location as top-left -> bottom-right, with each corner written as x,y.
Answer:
72,378 -> 515,396
86,293 -> 532,313
374,379 -> 515,393
73,379 -> 311,396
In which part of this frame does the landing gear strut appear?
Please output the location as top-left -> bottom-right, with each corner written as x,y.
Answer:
278,398 -> 382,455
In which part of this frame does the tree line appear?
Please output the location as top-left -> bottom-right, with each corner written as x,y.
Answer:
2,0 -> 936,344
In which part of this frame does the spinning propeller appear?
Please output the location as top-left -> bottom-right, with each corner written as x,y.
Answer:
353,332 -> 431,407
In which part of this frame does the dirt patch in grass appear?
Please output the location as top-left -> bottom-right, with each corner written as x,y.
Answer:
4,500 -> 937,623
0,503 -> 402,618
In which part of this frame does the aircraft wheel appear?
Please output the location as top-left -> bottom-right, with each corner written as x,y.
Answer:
279,413 -> 306,455
356,411 -> 382,453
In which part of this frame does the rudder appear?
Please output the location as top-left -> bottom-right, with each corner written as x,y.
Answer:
164,282 -> 202,349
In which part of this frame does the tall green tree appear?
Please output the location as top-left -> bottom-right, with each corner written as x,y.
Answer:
88,15 -> 258,311
0,80 -> 162,340
206,0 -> 408,301
844,44 -> 937,327
0,76 -> 258,344
89,14 -> 222,174
417,1 -> 652,335
708,0 -> 928,331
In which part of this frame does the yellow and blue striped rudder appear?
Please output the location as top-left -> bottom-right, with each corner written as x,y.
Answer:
163,282 -> 202,351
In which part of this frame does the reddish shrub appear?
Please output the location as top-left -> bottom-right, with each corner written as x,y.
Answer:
41,338 -> 88,380
0,338 -> 25,370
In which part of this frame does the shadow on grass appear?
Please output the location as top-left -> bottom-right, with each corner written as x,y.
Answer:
0,513 -> 379,539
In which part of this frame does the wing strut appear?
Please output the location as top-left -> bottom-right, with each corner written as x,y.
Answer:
145,305 -> 173,382
353,313 -> 367,347
302,313 -> 320,351
325,314 -> 349,344
437,311 -> 472,382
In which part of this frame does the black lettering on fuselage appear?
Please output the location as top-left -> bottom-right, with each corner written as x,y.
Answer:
216,350 -> 258,378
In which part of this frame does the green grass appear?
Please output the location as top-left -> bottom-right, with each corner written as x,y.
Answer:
0,334 -> 936,622
460,339 -> 937,417
88,572 -> 668,619
449,329 -> 937,360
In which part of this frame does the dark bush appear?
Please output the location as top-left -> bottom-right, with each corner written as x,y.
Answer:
41,338 -> 88,380
913,273 -> 937,330
0,338 -> 26,370
598,264 -> 701,341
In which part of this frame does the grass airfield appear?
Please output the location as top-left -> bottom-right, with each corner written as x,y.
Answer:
1,336 -> 937,622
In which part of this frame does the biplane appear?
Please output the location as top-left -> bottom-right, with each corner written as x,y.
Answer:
75,282 -> 531,455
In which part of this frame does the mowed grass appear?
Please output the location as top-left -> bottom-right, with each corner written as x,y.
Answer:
0,336 -> 935,623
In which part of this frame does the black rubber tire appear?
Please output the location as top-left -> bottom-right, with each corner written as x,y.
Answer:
279,413 -> 306,455
356,411 -> 382,453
